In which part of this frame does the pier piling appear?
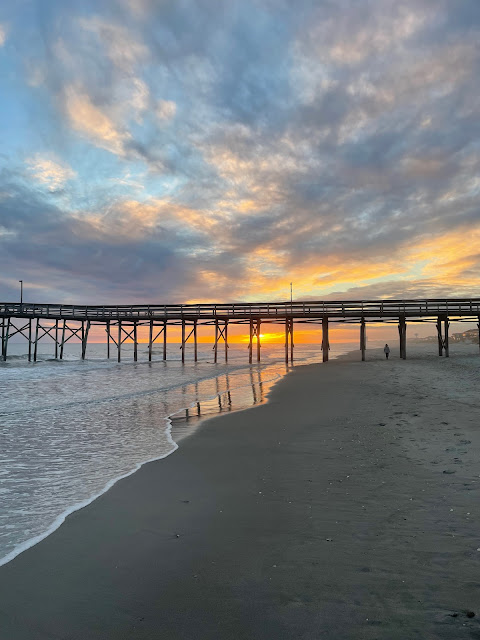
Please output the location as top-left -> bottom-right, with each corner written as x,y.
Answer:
256,319 -> 261,362
360,318 -> 366,361
322,317 -> 329,362
398,315 -> 407,360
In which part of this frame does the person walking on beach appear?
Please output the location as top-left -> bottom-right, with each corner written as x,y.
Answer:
384,343 -> 390,359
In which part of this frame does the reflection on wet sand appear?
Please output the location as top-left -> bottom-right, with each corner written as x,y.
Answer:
170,367 -> 275,440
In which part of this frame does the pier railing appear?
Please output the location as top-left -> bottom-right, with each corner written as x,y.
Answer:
1,298 -> 480,321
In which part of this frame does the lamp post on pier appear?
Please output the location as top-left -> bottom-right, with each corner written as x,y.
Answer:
19,280 -> 23,305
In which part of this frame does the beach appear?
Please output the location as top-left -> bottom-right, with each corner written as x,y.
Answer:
0,345 -> 479,639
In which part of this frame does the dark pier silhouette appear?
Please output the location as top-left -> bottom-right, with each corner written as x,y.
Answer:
1,299 -> 479,363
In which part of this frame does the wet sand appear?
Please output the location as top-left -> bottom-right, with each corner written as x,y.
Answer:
1,347 -> 480,639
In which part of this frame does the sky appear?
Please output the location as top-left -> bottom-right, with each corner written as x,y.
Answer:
1,0 -> 480,319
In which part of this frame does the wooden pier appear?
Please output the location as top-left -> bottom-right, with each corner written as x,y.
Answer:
1,299 -> 479,363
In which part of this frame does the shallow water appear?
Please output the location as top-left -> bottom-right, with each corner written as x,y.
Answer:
0,340 -> 356,566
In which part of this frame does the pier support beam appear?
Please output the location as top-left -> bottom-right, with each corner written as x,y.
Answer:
2,317 -> 10,361
148,320 -> 153,362
81,321 -> 90,360
180,320 -> 198,363
360,317 -> 366,361
115,322 -> 138,362
436,316 -> 443,356
1,317 -> 4,360
133,321 -> 138,362
322,317 -> 329,362
224,320 -> 228,363
106,321 -> 111,359
148,320 -> 167,362
478,316 -> 480,354
194,319 -> 198,362
248,319 -> 261,363
32,320 -> 72,362
436,316 -> 449,357
118,321 -> 122,362
181,320 -> 186,363
60,320 -> 66,360
214,320 -> 229,363
285,318 -> 294,364
444,317 -> 449,358
0,319 -> 35,361
163,321 -> 167,361
256,319 -> 261,362
249,320 -> 253,364
398,316 -> 407,360
55,320 -> 59,359
28,319 -> 32,362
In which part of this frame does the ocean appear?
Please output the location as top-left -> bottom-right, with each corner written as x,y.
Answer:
0,340 -> 357,566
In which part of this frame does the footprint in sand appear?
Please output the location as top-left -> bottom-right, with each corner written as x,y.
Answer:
459,439 -> 471,445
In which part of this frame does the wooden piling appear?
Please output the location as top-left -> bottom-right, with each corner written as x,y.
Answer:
478,316 -> 480,354
398,316 -> 407,360
82,321 -> 90,360
194,319 -> 198,362
163,321 -> 167,361
444,317 -> 449,358
133,321 -> 138,362
28,319 -> 32,362
322,317 -> 329,362
148,320 -> 153,362
55,320 -> 59,359
360,317 -> 366,361
81,321 -> 85,360
34,319 -> 39,362
249,320 -> 254,364
106,321 -> 111,359
214,320 -> 218,364
118,321 -> 122,363
224,320 -> 228,363
256,318 -> 261,362
0,317 -> 4,360
284,318 -> 289,364
2,317 -> 10,361
60,320 -> 66,360
290,319 -> 294,364
436,316 -> 443,356
181,320 -> 185,363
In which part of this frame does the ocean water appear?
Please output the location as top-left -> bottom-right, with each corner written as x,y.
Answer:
0,340 -> 356,566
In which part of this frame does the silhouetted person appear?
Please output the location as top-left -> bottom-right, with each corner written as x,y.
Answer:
384,343 -> 390,359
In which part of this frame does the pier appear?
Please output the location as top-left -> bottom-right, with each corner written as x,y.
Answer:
1,299 -> 479,363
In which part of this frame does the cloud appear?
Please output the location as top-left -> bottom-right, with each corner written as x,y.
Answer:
156,99 -> 176,121
78,16 -> 148,73
62,85 -> 129,155
26,154 -> 76,190
0,23 -> 7,47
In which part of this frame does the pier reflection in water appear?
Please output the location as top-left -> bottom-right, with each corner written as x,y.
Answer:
170,366 -> 278,440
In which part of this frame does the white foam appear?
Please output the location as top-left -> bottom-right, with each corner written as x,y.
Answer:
0,419 -> 178,568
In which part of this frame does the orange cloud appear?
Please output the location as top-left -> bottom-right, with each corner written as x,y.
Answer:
64,85 -> 128,155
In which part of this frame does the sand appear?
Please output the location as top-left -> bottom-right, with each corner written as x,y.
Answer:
0,345 -> 479,639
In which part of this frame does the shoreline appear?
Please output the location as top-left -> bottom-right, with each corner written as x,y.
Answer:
0,357 -> 290,569
1,346 -> 480,638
